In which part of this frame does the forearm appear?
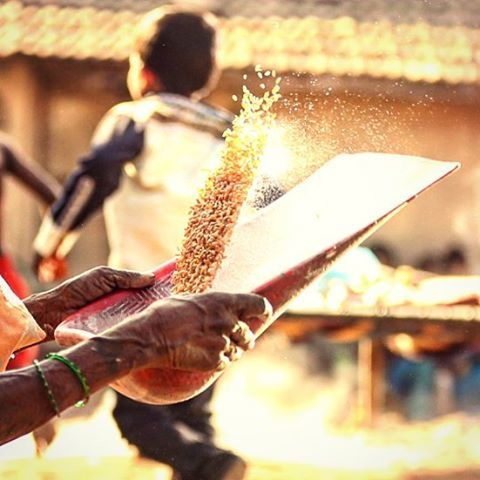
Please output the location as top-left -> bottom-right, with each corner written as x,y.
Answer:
17,163 -> 60,205
33,172 -> 95,259
0,335 -> 147,446
2,139 -> 60,204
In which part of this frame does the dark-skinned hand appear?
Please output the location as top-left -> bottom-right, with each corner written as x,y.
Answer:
24,266 -> 155,341
99,292 -> 272,373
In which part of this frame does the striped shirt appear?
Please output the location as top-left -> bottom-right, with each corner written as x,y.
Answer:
34,93 -> 233,270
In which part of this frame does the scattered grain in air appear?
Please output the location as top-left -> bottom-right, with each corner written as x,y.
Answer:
243,74 -> 248,80
258,72 -> 263,79
260,83 -> 266,89
255,64 -> 262,72
264,71 -> 271,77
171,80 -> 282,294
232,94 -> 238,102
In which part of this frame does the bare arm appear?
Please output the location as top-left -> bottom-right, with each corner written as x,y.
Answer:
0,292 -> 269,446
1,133 -> 60,205
0,334 -> 144,445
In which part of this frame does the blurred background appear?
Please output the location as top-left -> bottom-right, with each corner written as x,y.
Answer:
3,1 -> 480,479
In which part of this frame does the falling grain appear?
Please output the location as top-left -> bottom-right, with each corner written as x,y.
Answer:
172,78 -> 281,293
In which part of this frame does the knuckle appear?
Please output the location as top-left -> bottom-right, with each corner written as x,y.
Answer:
218,335 -> 228,349
97,266 -> 113,276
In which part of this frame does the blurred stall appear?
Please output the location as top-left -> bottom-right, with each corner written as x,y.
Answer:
279,247 -> 480,423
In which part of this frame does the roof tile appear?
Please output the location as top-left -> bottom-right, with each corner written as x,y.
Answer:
15,0 -> 480,29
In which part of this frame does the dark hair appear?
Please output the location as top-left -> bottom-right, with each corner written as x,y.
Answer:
369,242 -> 396,267
443,246 -> 466,264
134,8 -> 216,97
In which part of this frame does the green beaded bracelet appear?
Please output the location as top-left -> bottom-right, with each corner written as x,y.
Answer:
45,353 -> 91,408
33,360 -> 61,417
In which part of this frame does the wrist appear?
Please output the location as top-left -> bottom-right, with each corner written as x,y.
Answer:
100,307 -> 170,369
52,336 -> 145,401
89,332 -> 152,373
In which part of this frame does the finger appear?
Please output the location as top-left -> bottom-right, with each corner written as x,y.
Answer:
220,334 -> 247,361
51,258 -> 68,280
178,335 -> 229,372
230,321 -> 255,350
216,354 -> 231,372
161,296 -> 236,335
229,294 -> 272,321
222,334 -> 232,351
38,264 -> 55,284
223,343 -> 245,362
112,270 -> 156,289
196,335 -> 239,371
202,314 -> 237,335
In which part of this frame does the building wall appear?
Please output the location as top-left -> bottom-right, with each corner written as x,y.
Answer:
218,73 -> 480,270
40,59 -> 128,278
0,57 -> 49,285
0,56 -> 126,285
290,89 -> 480,270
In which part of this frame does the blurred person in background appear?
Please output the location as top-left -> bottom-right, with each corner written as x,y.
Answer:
416,254 -> 441,274
441,246 -> 468,275
33,7 -> 249,480
415,246 -> 469,275
368,242 -> 398,268
0,131 -> 60,370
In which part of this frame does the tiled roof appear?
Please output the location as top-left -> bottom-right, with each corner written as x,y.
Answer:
1,0 -> 480,84
218,17 -> 480,84
15,0 -> 480,28
0,1 -> 138,60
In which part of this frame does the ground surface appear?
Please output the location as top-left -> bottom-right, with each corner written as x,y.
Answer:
4,458 -> 480,480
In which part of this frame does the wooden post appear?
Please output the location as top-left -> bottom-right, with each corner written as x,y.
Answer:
358,337 -> 386,427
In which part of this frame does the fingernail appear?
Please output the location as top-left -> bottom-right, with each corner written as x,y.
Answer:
245,329 -> 255,344
218,356 -> 230,371
262,298 -> 273,318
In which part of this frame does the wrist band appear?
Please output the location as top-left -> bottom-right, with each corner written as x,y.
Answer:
33,360 -> 61,417
45,353 -> 90,407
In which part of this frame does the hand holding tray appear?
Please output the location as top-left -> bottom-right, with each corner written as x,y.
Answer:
55,153 -> 459,404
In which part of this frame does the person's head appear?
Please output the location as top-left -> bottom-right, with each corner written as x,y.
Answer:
127,7 -> 218,99
442,246 -> 468,275
369,242 -> 396,267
